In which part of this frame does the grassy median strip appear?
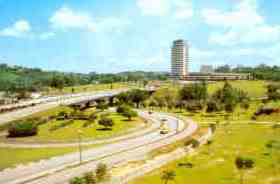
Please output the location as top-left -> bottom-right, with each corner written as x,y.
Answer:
130,123 -> 280,184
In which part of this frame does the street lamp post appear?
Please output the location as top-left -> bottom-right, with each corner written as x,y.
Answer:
77,129 -> 83,164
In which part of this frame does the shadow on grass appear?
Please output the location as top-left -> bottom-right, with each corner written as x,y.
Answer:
96,128 -> 113,131
122,119 -> 133,122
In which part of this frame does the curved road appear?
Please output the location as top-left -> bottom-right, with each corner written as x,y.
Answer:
0,111 -> 161,148
0,111 -> 198,184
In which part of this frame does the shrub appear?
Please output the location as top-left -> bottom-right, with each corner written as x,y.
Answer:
122,109 -> 138,121
186,101 -> 204,112
240,100 -> 250,110
224,102 -> 235,113
185,138 -> 200,148
83,172 -> 96,184
8,121 -> 38,137
95,163 -> 109,182
57,111 -> 69,120
206,100 -> 220,113
98,117 -> 114,130
49,120 -> 74,131
116,105 -> 130,114
96,100 -> 108,111
70,177 -> 85,184
235,156 -> 255,169
89,113 -> 98,121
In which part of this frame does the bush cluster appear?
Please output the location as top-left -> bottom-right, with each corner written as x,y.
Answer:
69,163 -> 109,184
8,121 -> 38,137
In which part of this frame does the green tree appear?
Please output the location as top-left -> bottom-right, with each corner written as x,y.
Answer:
179,82 -> 208,102
116,104 -> 130,114
185,138 -> 200,148
98,117 -> 114,130
116,92 -> 130,105
122,109 -> 137,121
267,84 -> 280,101
96,100 -> 108,111
50,75 -> 65,91
161,170 -> 176,184
83,172 -> 96,184
8,121 -> 38,137
206,100 -> 220,113
70,177 -> 85,184
88,113 -> 98,121
128,89 -> 149,108
95,163 -> 109,182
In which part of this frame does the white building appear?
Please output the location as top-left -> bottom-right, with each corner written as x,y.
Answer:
200,65 -> 214,73
171,39 -> 189,79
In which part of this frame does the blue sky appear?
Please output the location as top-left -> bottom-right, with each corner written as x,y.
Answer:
0,0 -> 279,73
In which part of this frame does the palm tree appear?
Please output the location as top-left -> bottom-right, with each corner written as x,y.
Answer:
161,170 -> 176,184
70,177 -> 85,184
83,172 -> 96,184
235,156 -> 255,184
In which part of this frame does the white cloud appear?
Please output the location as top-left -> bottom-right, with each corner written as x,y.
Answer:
95,17 -> 130,32
203,0 -> 280,45
172,0 -> 193,20
173,9 -> 193,20
137,0 -> 193,20
209,24 -> 280,46
243,25 -> 280,43
202,0 -> 262,28
0,20 -> 31,38
137,0 -> 169,16
190,47 -> 216,58
49,6 -> 128,33
50,6 -> 95,30
39,32 -> 55,40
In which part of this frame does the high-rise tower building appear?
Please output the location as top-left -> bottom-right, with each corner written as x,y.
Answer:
171,39 -> 189,79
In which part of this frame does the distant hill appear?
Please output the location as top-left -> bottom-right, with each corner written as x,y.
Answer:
0,63 -> 168,93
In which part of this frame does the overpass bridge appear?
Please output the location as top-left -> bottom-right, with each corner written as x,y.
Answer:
0,88 -> 156,125
67,88 -> 156,110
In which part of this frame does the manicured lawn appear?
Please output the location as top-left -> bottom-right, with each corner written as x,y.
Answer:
207,80 -> 268,98
0,147 -> 76,170
130,123 -> 280,184
161,100 -> 280,124
1,111 -> 143,142
44,82 -> 131,95
162,80 -> 268,98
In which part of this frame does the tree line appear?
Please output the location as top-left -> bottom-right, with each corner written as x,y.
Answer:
148,81 -> 249,114
0,63 -> 168,94
215,64 -> 280,81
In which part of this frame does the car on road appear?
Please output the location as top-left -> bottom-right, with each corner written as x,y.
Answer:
160,122 -> 169,134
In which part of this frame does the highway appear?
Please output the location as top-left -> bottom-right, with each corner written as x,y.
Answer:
0,111 -> 198,184
0,89 -> 127,126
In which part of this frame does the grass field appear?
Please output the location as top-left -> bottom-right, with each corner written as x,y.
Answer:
44,82 -> 132,95
155,100 -> 280,125
0,147 -> 76,170
130,123 -> 280,184
161,80 -> 269,98
1,110 -> 143,142
207,80 -> 268,98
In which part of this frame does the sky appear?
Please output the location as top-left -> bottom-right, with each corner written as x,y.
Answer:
0,0 -> 279,73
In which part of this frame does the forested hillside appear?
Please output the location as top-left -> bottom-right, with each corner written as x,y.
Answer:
0,64 -> 168,93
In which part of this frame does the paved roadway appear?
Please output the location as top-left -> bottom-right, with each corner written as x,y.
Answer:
0,112 -> 161,148
0,89 -> 127,126
0,111 -> 198,184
